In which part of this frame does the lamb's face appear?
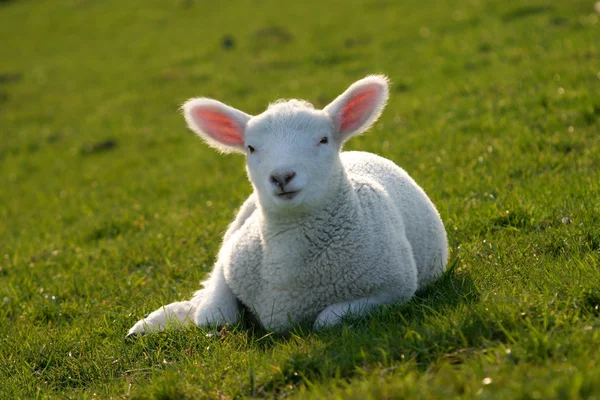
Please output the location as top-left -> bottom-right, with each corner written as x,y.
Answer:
244,105 -> 341,210
182,76 -> 390,212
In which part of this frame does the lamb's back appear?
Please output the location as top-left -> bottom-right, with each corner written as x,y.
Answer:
341,151 -> 448,287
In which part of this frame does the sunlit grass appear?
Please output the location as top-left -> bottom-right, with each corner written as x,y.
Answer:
0,0 -> 599,398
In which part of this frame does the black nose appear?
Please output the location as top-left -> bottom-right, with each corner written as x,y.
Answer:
270,171 -> 296,190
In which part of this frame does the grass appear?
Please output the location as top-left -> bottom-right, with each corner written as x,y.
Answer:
0,0 -> 599,398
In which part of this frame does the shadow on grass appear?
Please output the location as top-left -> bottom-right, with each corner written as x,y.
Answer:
247,262 -> 488,396
118,264 -> 520,398
502,6 -> 552,22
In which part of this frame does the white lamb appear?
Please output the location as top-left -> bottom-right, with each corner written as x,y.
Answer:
127,75 -> 448,336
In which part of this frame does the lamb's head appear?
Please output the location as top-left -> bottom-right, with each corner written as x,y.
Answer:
182,75 -> 389,212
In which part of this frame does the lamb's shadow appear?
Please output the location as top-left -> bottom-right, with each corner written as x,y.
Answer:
122,264 -> 481,395
245,262 -> 482,394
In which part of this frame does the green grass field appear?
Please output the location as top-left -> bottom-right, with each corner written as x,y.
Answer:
1,0 -> 599,398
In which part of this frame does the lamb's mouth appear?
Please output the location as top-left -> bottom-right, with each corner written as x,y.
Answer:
277,190 -> 300,200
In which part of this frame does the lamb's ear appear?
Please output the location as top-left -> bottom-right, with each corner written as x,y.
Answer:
323,75 -> 389,142
182,98 -> 252,154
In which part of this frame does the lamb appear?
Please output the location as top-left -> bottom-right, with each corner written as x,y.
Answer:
127,75 -> 448,336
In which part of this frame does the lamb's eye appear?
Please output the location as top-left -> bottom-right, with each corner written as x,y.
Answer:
319,137 -> 329,145
247,145 -> 255,154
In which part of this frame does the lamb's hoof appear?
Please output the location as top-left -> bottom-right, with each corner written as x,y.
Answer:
124,331 -> 145,341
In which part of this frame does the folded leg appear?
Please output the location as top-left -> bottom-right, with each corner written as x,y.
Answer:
313,296 -> 391,330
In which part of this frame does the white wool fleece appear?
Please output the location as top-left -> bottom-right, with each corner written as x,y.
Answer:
127,75 -> 448,335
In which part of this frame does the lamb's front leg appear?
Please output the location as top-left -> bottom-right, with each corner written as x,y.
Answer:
193,262 -> 240,328
313,296 -> 392,330
126,198 -> 255,337
127,300 -> 198,337
127,263 -> 239,337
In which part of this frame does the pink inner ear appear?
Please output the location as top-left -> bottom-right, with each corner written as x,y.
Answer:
339,86 -> 380,134
193,107 -> 244,145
